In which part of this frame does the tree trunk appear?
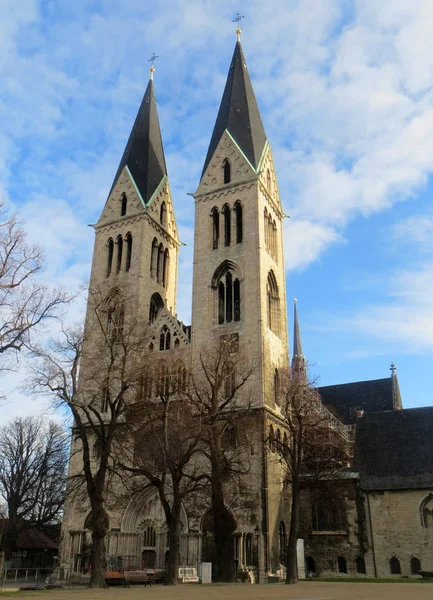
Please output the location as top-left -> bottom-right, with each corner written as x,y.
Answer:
89,533 -> 107,588
210,446 -> 233,582
166,493 -> 182,586
286,482 -> 300,584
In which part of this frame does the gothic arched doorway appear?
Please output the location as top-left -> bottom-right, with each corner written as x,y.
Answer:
201,507 -> 236,581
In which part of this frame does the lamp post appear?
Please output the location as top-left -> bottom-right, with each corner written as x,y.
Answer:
254,526 -> 260,584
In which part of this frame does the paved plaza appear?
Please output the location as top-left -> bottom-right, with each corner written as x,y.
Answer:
2,583 -> 433,600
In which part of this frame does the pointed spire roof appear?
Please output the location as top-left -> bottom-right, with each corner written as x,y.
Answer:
293,299 -> 303,358
201,41 -> 267,178
292,299 -> 306,379
109,78 -> 167,203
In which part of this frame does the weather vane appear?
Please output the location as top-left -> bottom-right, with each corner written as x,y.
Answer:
233,12 -> 245,41
148,53 -> 158,79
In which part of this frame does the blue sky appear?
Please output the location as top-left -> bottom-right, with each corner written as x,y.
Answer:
2,0 -> 433,420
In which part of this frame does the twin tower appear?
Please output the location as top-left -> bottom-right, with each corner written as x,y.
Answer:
89,39 -> 294,411
74,36 -> 301,578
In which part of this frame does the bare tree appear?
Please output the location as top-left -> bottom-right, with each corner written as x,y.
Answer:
0,416 -> 68,559
184,338 -> 257,582
0,203 -> 68,377
29,290 -> 148,588
275,371 -> 352,584
122,359 -> 207,585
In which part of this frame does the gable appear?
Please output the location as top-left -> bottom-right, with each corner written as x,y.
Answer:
97,167 -> 146,227
197,131 -> 257,196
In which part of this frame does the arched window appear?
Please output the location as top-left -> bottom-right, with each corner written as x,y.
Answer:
222,424 -> 237,449
264,208 -> 268,251
160,202 -> 167,226
390,557 -> 401,575
272,220 -> 278,263
104,290 -> 124,343
163,249 -> 169,288
282,432 -> 288,458
174,360 -> 187,392
223,204 -> 231,246
121,193 -> 127,216
149,292 -> 164,323
125,233 -> 132,272
223,159 -> 231,184
279,522 -> 287,564
266,169 -> 271,193
150,238 -> 158,279
106,238 -> 114,277
143,526 -> 156,547
223,361 -> 235,399
234,201 -> 243,244
116,236 -> 123,273
356,556 -> 366,574
337,556 -> 347,573
141,374 -> 152,399
306,556 -> 316,575
157,243 -> 164,284
156,361 -> 169,397
267,271 -> 280,335
275,429 -> 281,454
101,385 -> 110,413
268,214 -> 273,256
420,494 -> 433,528
410,557 -> 421,575
213,262 -> 241,324
211,207 -> 219,250
274,368 -> 280,405
269,425 -> 275,452
159,325 -> 171,351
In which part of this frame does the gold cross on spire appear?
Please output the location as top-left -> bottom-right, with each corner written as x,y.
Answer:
233,12 -> 245,41
148,53 -> 158,80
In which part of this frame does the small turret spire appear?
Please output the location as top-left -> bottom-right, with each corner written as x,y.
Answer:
292,298 -> 306,378
390,362 -> 403,410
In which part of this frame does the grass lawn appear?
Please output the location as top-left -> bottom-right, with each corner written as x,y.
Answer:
2,581 -> 433,600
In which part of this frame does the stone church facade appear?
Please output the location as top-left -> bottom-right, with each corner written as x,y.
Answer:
60,36 -> 433,581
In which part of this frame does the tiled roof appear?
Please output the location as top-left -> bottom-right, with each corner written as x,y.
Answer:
354,407 -> 433,490
318,377 -> 400,425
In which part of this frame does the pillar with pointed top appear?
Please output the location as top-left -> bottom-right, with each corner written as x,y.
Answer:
390,362 -> 403,410
291,299 -> 306,378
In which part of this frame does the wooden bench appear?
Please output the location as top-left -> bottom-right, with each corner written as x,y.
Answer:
124,570 -> 156,586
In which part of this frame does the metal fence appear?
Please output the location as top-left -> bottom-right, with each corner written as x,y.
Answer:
0,567 -> 91,590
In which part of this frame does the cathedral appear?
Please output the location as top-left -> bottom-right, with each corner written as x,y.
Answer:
60,31 -> 433,582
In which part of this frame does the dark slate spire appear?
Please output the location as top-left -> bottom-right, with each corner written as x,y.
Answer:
201,41 -> 267,178
292,299 -> 306,378
109,77 -> 167,203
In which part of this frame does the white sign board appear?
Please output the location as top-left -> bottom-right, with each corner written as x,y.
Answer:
200,562 -> 212,584
297,538 -> 305,580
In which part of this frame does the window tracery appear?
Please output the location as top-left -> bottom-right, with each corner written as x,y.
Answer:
234,201 -> 243,244
214,263 -> 241,325
125,233 -> 132,272
211,207 -> 219,250
106,238 -> 114,277
223,159 -> 231,184
267,271 -> 280,335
